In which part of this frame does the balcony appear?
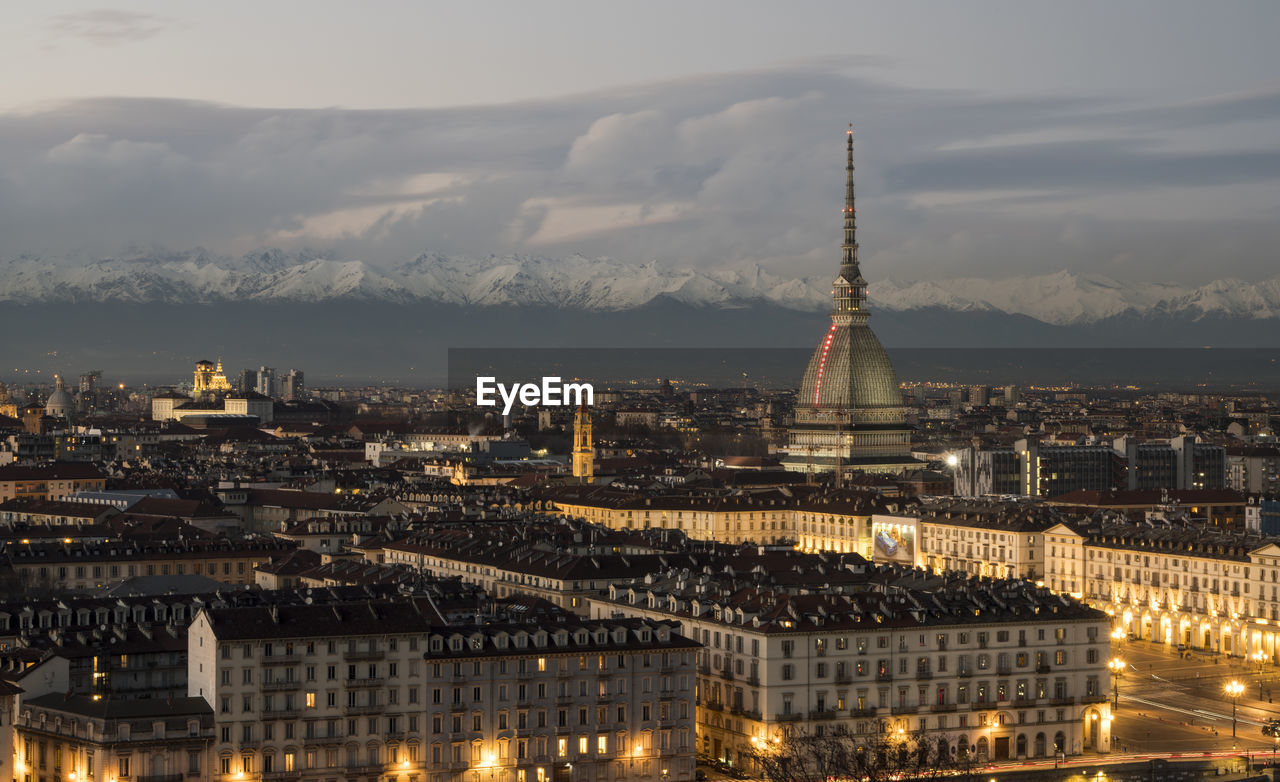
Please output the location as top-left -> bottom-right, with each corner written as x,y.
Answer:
875,672 -> 892,682
1012,698 -> 1038,708
915,669 -> 933,680
261,709 -> 302,720
261,654 -> 301,665
703,701 -> 723,712
774,712 -> 802,722
137,775 -> 184,782
970,702 -> 997,711
1049,697 -> 1076,706
834,673 -> 852,685
931,703 -> 957,712
850,707 -> 877,718
1081,694 -> 1109,704
956,669 -> 972,678
1036,664 -> 1051,674
313,734 -> 346,745
261,680 -> 299,692
342,764 -> 384,775
746,674 -> 760,687
345,677 -> 385,689
809,709 -> 839,721
890,705 -> 918,715
343,649 -> 385,662
344,703 -> 383,716
720,669 -> 735,681
996,666 -> 1012,676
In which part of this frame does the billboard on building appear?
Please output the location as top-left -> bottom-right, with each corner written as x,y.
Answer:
871,515 -> 917,565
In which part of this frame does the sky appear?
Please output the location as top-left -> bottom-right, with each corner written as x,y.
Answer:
2,1 -> 1279,285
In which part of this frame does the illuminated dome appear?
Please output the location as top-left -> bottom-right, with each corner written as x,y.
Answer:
797,321 -> 902,413
45,375 -> 74,419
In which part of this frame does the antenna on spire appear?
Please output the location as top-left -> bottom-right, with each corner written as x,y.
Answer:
844,124 -> 855,218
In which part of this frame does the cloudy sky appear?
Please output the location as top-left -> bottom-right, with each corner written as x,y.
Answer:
3,1 -> 1279,284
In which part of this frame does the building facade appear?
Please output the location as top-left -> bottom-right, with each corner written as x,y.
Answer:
420,620 -> 698,782
188,600 -> 697,782
593,565 -> 1112,774
15,694 -> 214,782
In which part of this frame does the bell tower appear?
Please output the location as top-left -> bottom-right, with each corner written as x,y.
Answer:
572,402 -> 594,482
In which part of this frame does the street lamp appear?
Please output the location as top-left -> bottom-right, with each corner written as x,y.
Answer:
1226,680 -> 1245,738
1111,626 -> 1126,646
1255,650 -> 1269,699
1108,657 -> 1125,709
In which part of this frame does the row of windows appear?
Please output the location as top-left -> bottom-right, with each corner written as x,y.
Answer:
32,560 -> 248,580
776,649 -> 1083,680
774,627 -> 1089,658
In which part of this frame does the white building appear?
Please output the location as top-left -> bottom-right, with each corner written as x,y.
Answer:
188,597 -> 699,782
593,560 -> 1113,774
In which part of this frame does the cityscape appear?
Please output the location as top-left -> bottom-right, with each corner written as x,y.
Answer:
2,4 -> 1280,782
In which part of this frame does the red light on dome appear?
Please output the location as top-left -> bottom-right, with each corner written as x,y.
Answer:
811,323 -> 838,405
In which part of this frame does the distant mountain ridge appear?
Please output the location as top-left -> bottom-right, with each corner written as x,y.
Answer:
3,251 -> 1279,326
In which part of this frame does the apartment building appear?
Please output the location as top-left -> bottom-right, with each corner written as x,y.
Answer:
0,497 -> 117,526
915,500 -> 1061,580
420,619 -> 698,782
2,537 -> 295,591
14,694 -> 214,782
547,486 -> 906,552
188,599 -> 698,782
0,463 -> 106,502
1043,519 -> 1280,660
188,596 -> 448,782
896,500 -> 1280,661
593,559 -> 1112,775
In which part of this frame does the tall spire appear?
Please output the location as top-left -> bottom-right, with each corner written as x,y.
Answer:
844,123 -> 856,255
832,125 -> 868,322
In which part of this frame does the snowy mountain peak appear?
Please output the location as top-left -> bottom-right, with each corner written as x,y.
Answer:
0,252 -> 1277,324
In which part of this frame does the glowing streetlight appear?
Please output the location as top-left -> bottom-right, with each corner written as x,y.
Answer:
1226,679 -> 1245,738
1108,657 -> 1125,709
1111,627 -> 1126,644
1254,650 -> 1269,699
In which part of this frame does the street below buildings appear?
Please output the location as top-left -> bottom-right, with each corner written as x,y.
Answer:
1110,638 -> 1280,757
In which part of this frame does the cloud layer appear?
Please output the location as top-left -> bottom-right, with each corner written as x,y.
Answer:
2,62 -> 1279,284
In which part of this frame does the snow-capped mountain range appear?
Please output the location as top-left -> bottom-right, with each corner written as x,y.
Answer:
2,250 -> 1278,326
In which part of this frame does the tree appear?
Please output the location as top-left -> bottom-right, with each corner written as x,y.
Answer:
748,720 -> 960,782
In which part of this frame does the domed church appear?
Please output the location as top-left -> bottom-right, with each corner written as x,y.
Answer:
45,374 -> 75,420
782,128 -> 917,476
